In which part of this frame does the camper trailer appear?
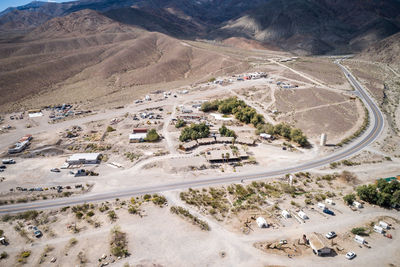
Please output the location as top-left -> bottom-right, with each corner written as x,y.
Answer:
282,210 -> 291,219
354,235 -> 365,244
373,225 -> 384,234
298,211 -> 308,220
256,217 -> 268,228
317,203 -> 326,209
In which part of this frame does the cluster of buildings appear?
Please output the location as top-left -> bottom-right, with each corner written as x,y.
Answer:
48,104 -> 90,121
181,136 -> 255,151
8,134 -> 32,154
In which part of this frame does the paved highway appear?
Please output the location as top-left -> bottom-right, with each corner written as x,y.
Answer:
0,60 -> 384,214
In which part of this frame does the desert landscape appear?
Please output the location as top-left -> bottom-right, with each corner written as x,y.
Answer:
0,0 -> 400,266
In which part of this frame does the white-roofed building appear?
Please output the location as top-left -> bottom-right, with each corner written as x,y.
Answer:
129,133 -> 147,143
67,153 -> 101,165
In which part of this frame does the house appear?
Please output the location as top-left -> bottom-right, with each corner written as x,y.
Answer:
216,137 -> 234,144
129,133 -> 147,143
206,149 -> 248,163
298,211 -> 308,220
309,233 -> 332,256
256,217 -> 268,228
373,225 -> 384,234
379,221 -> 389,229
354,235 -> 365,244
133,128 -> 148,134
182,140 -> 198,151
235,137 -> 255,146
66,153 -> 101,165
282,210 -> 291,218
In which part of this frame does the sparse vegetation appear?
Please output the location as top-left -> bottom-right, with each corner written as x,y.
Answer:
17,250 -> 31,264
170,206 -> 210,231
110,226 -> 129,257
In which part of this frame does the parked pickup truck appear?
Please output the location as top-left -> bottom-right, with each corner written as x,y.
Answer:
323,208 -> 335,216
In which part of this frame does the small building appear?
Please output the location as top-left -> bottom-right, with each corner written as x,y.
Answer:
309,234 -> 332,256
182,140 -> 198,151
260,133 -> 272,140
66,153 -> 101,165
129,133 -> 147,143
182,108 -> 193,113
282,210 -> 291,218
133,128 -> 148,134
373,225 -> 384,234
298,211 -> 308,220
317,203 -> 326,210
197,138 -> 216,145
216,137 -> 234,144
354,235 -> 365,244
353,201 -> 363,209
379,221 -> 389,229
235,137 -> 255,146
256,217 -> 268,228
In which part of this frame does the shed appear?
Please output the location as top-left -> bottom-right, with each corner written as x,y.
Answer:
281,210 -> 291,218
66,153 -> 101,165
216,137 -> 234,144
309,233 -> 332,256
353,201 -> 363,208
235,137 -> 255,146
129,133 -> 147,143
354,235 -> 365,244
182,140 -> 198,151
298,211 -> 308,220
373,225 -> 384,234
379,221 -> 389,229
133,128 -> 148,134
256,217 -> 268,228
197,138 -> 216,145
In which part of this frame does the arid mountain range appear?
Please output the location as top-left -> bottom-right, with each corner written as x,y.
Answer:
1,0 -> 400,54
0,0 -> 399,111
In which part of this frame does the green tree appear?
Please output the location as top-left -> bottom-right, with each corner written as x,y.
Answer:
356,184 -> 378,204
145,129 -> 160,142
351,227 -> 368,236
175,119 -> 186,128
343,193 -> 356,205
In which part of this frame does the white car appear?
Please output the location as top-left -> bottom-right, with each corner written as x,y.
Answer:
346,251 -> 356,260
325,231 -> 337,239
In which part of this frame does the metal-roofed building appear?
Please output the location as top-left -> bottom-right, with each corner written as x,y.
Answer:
66,153 -> 101,165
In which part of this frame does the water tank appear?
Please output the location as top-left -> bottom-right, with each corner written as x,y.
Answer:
320,133 -> 327,146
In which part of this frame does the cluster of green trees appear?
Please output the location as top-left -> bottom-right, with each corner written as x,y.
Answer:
201,97 -> 309,147
201,97 -> 264,127
219,125 -> 236,137
179,123 -> 210,142
356,179 -> 400,208
145,129 -> 160,142
175,119 -> 186,128
257,122 -> 309,147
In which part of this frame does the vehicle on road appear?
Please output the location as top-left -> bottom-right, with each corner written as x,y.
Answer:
50,168 -> 61,172
34,230 -> 42,238
325,231 -> 337,239
346,251 -> 356,260
2,159 -> 15,164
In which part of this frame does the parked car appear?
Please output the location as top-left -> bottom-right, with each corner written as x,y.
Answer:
345,251 -> 356,260
2,159 -> 15,164
0,165 -> 6,169
34,230 -> 42,238
323,208 -> 335,215
325,231 -> 337,239
0,169 -> 4,172
50,168 -> 61,172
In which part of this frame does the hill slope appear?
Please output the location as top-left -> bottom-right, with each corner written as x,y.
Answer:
0,10 -> 247,111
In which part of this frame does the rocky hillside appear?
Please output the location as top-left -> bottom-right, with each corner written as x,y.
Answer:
1,0 -> 399,54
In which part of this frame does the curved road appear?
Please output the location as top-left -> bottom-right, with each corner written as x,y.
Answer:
0,60 -> 384,214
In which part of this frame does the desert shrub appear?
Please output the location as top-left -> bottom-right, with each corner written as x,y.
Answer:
351,227 -> 368,236
106,126 -> 116,132
145,129 -> 160,142
0,251 -> 8,259
108,210 -> 117,221
110,226 -> 129,257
